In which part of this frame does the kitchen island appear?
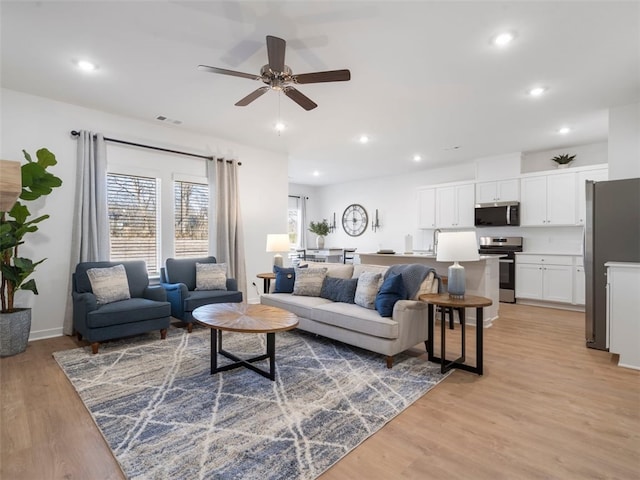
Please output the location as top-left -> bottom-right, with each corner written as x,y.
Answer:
357,252 -> 501,327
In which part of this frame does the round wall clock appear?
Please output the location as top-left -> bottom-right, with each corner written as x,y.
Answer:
342,204 -> 368,237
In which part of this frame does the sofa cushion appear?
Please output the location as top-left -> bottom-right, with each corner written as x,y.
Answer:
375,273 -> 407,317
312,302 -> 399,339
320,277 -> 358,303
301,261 -> 354,279
86,264 -> 131,305
293,267 -> 327,297
195,262 -> 227,290
261,293 -> 333,319
184,289 -> 243,312
352,264 -> 389,279
273,264 -> 307,293
86,298 -> 170,328
354,272 -> 382,309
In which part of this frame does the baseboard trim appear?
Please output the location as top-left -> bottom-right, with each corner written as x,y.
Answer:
516,299 -> 585,312
29,327 -> 64,342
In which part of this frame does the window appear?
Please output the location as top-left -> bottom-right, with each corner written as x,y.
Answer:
174,180 -> 208,258
288,195 -> 301,247
107,173 -> 159,273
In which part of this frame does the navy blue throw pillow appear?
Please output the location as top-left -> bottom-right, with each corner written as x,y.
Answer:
320,277 -> 358,303
273,264 -> 307,293
375,273 -> 407,317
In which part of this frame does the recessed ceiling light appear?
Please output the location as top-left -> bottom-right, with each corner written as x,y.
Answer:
492,32 -> 515,47
313,170 -> 320,177
413,154 -> 422,162
75,60 -> 98,72
558,126 -> 571,135
528,86 -> 547,97
275,122 -> 286,132
359,135 -> 369,144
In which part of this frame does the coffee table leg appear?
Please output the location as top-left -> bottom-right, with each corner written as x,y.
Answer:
211,329 -> 219,374
266,332 -> 275,380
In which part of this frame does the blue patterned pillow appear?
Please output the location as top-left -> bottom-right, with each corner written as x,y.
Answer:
293,267 -> 327,297
375,273 -> 407,317
320,277 -> 358,303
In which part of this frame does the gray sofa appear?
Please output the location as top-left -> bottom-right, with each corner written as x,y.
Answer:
260,262 -> 439,368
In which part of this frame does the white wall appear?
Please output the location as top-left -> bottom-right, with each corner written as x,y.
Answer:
1,88 -> 288,339
608,102 -> 640,180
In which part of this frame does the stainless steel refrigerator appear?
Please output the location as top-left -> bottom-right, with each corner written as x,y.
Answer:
585,177 -> 640,350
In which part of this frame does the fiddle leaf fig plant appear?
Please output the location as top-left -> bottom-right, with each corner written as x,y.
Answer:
0,149 -> 62,313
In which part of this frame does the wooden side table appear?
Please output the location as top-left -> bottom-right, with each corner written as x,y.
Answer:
256,272 -> 275,293
419,293 -> 492,375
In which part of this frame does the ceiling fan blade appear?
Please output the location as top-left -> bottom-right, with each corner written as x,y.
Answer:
293,69 -> 351,84
284,87 -> 318,111
235,86 -> 270,106
197,65 -> 260,81
266,35 -> 286,72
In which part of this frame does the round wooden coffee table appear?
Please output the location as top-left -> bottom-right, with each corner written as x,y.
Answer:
192,303 -> 299,381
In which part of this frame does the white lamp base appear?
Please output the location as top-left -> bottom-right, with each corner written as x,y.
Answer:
447,261 -> 466,299
273,254 -> 283,268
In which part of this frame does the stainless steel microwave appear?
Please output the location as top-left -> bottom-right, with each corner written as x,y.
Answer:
474,201 -> 520,227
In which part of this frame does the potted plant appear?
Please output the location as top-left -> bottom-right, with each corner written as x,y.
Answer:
309,220 -> 330,248
0,148 -> 62,356
551,153 -> 576,169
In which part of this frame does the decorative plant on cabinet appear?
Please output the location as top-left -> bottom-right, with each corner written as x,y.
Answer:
308,220 -> 330,248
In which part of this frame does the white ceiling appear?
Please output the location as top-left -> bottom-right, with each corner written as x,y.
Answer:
1,1 -> 638,185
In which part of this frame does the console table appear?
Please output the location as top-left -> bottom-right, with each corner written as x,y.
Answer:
419,293 -> 492,375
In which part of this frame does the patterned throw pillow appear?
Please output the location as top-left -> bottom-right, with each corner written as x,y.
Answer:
292,267 -> 327,297
354,271 -> 382,309
375,273 -> 407,317
320,277 -> 358,303
195,263 -> 227,291
86,264 -> 131,305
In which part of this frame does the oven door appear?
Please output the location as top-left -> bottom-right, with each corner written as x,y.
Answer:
499,257 -> 516,303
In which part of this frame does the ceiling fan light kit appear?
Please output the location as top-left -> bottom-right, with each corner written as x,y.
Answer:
198,35 -> 351,111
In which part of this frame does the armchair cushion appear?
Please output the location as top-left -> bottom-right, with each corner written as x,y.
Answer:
195,262 -> 227,291
86,298 -> 171,328
86,264 -> 131,305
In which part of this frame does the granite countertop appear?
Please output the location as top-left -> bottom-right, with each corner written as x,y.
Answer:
358,252 -> 503,260
517,252 -> 582,256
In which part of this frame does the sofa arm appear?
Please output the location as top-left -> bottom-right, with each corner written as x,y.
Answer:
392,300 -> 428,319
72,291 -> 98,331
160,282 -> 188,319
144,285 -> 167,302
226,277 -> 238,291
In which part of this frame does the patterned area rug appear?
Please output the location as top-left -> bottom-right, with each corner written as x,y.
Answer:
54,326 -> 450,480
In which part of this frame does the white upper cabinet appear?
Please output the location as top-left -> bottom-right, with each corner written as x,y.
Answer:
576,167 -> 608,225
417,187 -> 436,229
475,178 -> 520,203
520,172 -> 576,226
435,183 -> 475,228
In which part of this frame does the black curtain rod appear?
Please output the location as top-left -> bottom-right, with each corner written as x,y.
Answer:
288,195 -> 309,199
70,130 -> 241,164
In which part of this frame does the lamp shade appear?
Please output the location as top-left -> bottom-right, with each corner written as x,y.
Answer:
266,234 -> 290,253
436,231 -> 480,262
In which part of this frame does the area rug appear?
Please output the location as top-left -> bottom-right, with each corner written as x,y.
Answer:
54,327 -> 450,480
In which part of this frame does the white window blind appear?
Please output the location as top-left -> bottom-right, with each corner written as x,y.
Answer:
107,173 -> 159,273
174,180 -> 209,258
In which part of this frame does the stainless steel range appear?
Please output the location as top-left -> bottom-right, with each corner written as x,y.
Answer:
479,236 -> 523,303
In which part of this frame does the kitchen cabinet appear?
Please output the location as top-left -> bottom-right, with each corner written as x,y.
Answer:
576,167 -> 608,225
417,187 -> 436,228
435,183 -> 475,228
606,262 -> 640,370
520,172 -> 576,226
574,260 -> 585,305
475,178 -> 520,203
516,254 -> 574,303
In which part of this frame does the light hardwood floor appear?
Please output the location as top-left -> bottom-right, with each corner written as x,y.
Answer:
1,304 -> 638,479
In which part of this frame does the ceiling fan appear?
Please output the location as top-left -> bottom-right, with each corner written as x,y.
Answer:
198,35 -> 351,111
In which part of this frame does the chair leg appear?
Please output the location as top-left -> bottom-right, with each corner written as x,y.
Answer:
76,332 -> 83,341
187,322 -> 193,333
424,340 -> 429,353
91,342 -> 99,354
160,328 -> 167,339
385,356 -> 393,369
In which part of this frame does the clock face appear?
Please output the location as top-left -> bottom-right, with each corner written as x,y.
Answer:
342,204 -> 368,237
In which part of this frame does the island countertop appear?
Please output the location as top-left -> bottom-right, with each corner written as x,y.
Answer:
357,252 -> 504,260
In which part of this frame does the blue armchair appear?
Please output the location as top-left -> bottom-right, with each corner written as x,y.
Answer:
160,256 -> 243,333
72,261 -> 171,354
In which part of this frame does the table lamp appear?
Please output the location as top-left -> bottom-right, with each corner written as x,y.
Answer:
266,234 -> 290,268
436,231 -> 480,299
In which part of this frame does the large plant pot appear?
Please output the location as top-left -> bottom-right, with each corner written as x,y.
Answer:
0,308 -> 31,357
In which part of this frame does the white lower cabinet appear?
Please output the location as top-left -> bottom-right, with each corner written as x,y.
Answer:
574,265 -> 585,305
606,262 -> 640,370
516,254 -> 574,303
